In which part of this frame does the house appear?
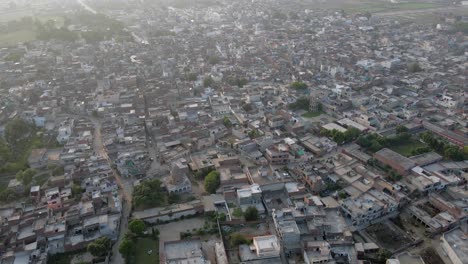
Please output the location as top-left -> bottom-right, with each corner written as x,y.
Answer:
374,148 -> 416,176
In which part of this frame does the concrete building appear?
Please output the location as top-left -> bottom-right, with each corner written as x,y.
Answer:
162,238 -> 210,264
440,225 -> 468,264
374,148 -> 416,176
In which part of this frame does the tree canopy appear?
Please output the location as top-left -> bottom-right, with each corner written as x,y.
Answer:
119,238 -> 136,259
204,171 -> 220,194
244,206 -> 259,221
133,179 -> 166,208
128,219 -> 146,235
87,237 -> 111,257
288,97 -> 309,111
291,81 -> 307,90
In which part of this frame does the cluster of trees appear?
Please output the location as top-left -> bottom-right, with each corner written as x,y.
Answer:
226,76 -> 248,88
15,168 -> 37,186
452,22 -> 468,34
320,127 -> 361,145
223,116 -> 232,128
231,206 -> 259,221
204,171 -> 220,194
420,132 -> 466,161
203,76 -> 214,87
132,179 -> 166,208
290,81 -> 307,90
248,129 -> 261,139
229,233 -> 251,247
37,23 -> 77,42
0,119 -> 43,174
407,61 -> 423,73
4,51 -> 25,62
357,127 -> 413,153
87,237 -> 111,258
288,97 -> 309,111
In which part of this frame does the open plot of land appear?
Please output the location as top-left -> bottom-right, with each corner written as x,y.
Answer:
135,238 -> 159,264
0,9 -> 34,23
389,139 -> 427,157
365,221 -> 414,251
156,217 -> 205,242
0,29 -> 36,46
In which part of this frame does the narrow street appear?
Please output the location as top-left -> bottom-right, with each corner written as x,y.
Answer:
59,113 -> 132,264
89,116 -> 132,264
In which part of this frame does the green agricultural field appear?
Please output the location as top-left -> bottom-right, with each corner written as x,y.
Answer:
0,30 -> 36,46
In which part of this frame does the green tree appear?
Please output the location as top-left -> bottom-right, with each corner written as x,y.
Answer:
396,125 -> 408,134
87,237 -> 111,257
230,233 -> 248,246
203,76 -> 214,88
223,116 -> 232,128
244,206 -> 259,221
119,238 -> 136,260
21,168 -> 36,185
187,73 -> 197,81
217,212 -> 226,221
204,171 -> 220,194
232,207 -> 243,218
288,97 -> 309,111
408,62 -> 422,73
132,179 -> 166,208
291,81 -> 307,90
128,219 -> 146,235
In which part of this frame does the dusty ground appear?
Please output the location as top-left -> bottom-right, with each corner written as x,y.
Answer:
155,217 -> 206,242
364,221 -> 414,251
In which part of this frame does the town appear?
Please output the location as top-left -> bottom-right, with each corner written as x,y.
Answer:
0,0 -> 467,264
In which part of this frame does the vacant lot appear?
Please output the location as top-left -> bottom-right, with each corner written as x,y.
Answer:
0,30 -> 36,46
365,221 -> 414,251
156,217 -> 205,242
389,139 -> 427,157
135,238 -> 159,264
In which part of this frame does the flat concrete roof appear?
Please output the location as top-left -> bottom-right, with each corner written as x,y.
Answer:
442,227 -> 468,262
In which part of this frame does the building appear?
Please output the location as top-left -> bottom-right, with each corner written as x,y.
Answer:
265,144 -> 290,165
162,238 -> 210,264
239,235 -> 282,263
374,148 -> 416,176
440,225 -> 468,264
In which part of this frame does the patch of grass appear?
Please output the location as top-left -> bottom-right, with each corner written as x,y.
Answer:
302,111 -> 322,118
135,238 -> 159,264
0,29 -> 36,46
389,139 -> 426,157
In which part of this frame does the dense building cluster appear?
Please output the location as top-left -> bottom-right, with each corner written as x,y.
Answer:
0,0 -> 467,264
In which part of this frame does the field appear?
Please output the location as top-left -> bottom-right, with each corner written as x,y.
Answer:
389,139 -> 427,157
0,9 -> 34,23
302,111 -> 323,118
0,29 -> 36,46
135,238 -> 159,264
344,2 -> 444,13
